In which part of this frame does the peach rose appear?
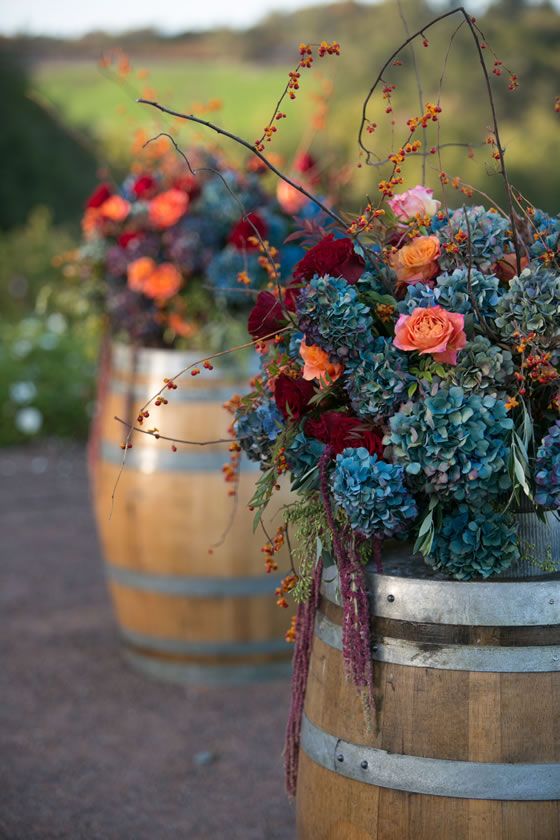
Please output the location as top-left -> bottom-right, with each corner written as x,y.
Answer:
148,189 -> 189,229
389,234 -> 441,285
388,186 -> 441,221
127,258 -> 182,303
99,195 -> 131,222
299,340 -> 343,386
276,181 -> 310,215
393,306 -> 466,365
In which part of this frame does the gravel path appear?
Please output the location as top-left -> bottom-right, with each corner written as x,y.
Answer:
1,443 -> 296,840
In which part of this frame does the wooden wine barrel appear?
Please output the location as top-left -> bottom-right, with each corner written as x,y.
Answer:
297,547 -> 560,840
91,342 -> 293,685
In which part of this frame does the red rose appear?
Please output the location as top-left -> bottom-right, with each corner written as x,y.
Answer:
118,231 -> 142,248
229,212 -> 268,251
293,235 -> 365,285
132,174 -> 156,199
274,374 -> 316,421
173,174 -> 202,201
305,412 -> 384,457
284,279 -> 301,312
86,183 -> 112,209
248,291 -> 287,340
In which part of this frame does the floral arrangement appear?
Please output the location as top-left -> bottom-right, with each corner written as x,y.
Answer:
236,188 -> 560,584
75,149 -> 317,349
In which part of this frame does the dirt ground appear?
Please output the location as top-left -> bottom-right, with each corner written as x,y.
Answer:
1,443 -> 296,840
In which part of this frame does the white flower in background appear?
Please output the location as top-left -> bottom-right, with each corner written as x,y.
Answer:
15,407 -> 43,436
46,313 -> 67,335
11,339 -> 33,359
38,333 -> 59,350
10,381 -> 37,404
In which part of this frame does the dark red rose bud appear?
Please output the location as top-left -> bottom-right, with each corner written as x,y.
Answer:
293,234 -> 365,286
305,412 -> 384,457
229,212 -> 268,251
132,174 -> 157,199
86,183 -> 112,209
294,152 -> 317,174
274,374 -> 316,421
248,291 -> 286,340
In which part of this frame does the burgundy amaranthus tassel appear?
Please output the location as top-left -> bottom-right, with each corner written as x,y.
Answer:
319,447 -> 376,715
284,556 -> 323,797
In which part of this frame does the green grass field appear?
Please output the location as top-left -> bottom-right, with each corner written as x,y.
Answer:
32,60 -> 320,170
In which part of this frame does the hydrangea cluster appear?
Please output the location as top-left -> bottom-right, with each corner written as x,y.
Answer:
450,335 -> 514,394
535,420 -> 560,510
427,504 -> 519,579
235,399 -> 283,464
296,275 -> 373,361
331,448 -> 418,538
387,386 -> 513,503
495,267 -> 560,339
286,432 -> 325,489
437,206 -> 512,273
529,210 -> 560,261
344,337 -> 412,420
398,268 -> 501,319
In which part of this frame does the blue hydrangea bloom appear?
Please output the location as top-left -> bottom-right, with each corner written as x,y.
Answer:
387,386 -> 513,503
529,210 -> 560,261
398,268 -> 501,319
344,336 -> 413,420
427,503 -> 519,580
286,432 -> 325,489
436,206 -> 511,273
495,266 -> 560,339
206,247 -> 262,300
450,335 -> 514,394
331,448 -> 418,538
296,275 -> 373,361
535,421 -> 560,510
235,399 -> 283,464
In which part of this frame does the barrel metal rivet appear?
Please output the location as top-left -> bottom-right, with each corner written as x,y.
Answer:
387,594 -> 395,603
360,760 -> 368,770
336,753 -> 344,763
550,599 -> 555,605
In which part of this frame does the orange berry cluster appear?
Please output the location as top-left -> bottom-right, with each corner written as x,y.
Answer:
276,572 -> 298,608
347,204 -> 385,236
407,102 -> 442,133
285,615 -> 297,644
261,526 -> 286,574
136,409 -> 150,425
254,41 -> 340,152
247,237 -> 281,283
237,271 -> 251,286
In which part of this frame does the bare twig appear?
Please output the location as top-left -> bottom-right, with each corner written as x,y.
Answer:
138,99 -> 346,230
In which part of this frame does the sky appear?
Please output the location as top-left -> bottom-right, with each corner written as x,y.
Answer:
0,0 -> 499,38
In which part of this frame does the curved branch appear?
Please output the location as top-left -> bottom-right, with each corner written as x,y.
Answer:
138,99 -> 347,230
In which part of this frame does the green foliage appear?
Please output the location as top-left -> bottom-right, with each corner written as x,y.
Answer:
0,207 -> 76,319
0,314 -> 97,446
285,494 -> 331,602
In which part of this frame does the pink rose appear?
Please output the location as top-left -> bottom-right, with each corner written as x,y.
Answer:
393,306 -> 466,365
388,186 -> 441,221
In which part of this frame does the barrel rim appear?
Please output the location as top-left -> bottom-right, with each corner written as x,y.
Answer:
123,648 -> 292,685
321,569 -> 560,627
106,563 -> 285,597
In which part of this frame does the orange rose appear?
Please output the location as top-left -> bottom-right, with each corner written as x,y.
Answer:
127,257 -> 156,294
393,306 -> 466,365
148,189 -> 189,228
168,312 -> 196,338
299,340 -> 343,386
127,258 -> 183,303
389,234 -> 441,285
99,195 -> 131,222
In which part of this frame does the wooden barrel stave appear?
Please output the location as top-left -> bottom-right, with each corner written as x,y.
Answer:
296,561 -> 560,839
92,343 -> 293,684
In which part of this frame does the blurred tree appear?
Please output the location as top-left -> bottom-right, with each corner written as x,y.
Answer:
0,51 -> 99,230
